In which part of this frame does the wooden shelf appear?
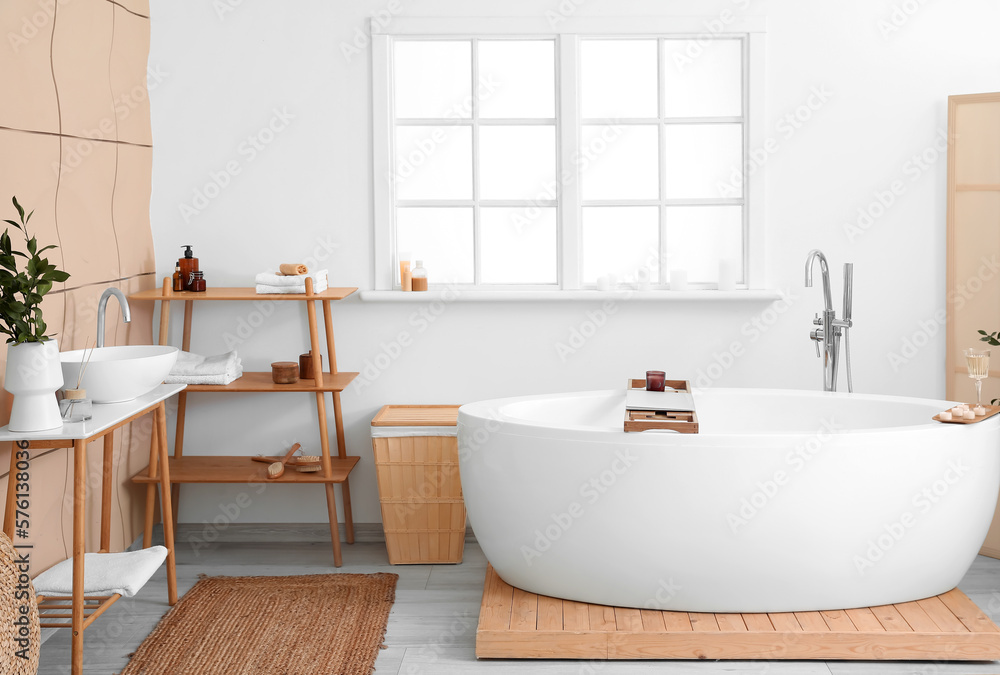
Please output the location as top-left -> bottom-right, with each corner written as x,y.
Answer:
132,455 -> 359,484
129,287 -> 358,301
183,371 -> 358,392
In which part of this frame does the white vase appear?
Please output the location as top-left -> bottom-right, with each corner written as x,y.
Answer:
5,340 -> 64,432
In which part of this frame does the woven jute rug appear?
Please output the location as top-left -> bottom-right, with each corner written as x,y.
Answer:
121,573 -> 397,675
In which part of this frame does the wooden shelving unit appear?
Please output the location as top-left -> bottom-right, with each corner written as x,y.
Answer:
129,278 -> 358,566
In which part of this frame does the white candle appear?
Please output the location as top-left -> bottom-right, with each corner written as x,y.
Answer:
965,410 -> 976,420
975,405 -> 987,416
940,411 -> 953,421
670,269 -> 689,291
951,406 -> 965,416
718,259 -> 737,291
596,275 -> 610,292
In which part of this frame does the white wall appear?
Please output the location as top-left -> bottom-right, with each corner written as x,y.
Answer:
148,0 -> 1000,525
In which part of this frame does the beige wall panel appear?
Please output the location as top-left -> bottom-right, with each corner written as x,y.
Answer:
109,8 -> 152,146
51,0 -> 116,141
0,0 -> 60,134
951,192 -> 1000,352
113,145 -> 155,277
56,138 -> 120,286
0,129 -> 63,269
112,0 -> 150,18
955,101 -> 1000,185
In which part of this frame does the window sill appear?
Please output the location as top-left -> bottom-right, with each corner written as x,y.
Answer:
358,289 -> 784,302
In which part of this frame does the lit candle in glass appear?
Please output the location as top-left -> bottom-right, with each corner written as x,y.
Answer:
646,370 -> 666,392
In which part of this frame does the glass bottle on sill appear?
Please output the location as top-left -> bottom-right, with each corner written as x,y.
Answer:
411,261 -> 428,291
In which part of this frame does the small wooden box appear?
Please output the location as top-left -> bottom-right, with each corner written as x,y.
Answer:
371,405 -> 465,564
624,378 -> 699,433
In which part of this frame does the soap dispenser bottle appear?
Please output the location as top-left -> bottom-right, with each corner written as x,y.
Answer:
179,245 -> 198,290
411,260 -> 428,291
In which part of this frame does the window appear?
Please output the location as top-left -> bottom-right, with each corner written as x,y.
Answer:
372,17 -> 765,291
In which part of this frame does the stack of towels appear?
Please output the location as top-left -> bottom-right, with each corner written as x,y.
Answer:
165,350 -> 243,385
255,269 -> 328,294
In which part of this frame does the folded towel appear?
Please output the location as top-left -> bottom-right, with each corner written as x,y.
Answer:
279,263 -> 308,276
170,350 -> 239,377
254,269 -> 327,287
33,547 -> 168,598
255,281 -> 328,294
164,367 -> 243,386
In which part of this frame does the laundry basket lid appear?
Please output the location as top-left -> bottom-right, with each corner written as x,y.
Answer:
371,405 -> 460,437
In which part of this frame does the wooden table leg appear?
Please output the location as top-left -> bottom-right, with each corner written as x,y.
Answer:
155,402 -> 177,605
2,442 -> 19,539
72,438 -> 86,675
324,483 -> 342,568
143,425 -> 159,549
331,391 -> 354,545
100,433 -> 114,553
171,390 -> 187,529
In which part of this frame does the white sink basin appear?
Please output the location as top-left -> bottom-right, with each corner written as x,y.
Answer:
60,345 -> 179,403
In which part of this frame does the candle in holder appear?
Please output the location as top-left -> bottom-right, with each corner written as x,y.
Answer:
646,370 -> 666,392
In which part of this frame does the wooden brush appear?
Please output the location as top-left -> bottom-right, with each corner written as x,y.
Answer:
267,443 -> 301,479
295,455 -> 322,473
252,454 -> 320,467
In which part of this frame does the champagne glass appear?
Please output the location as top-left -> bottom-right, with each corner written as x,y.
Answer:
965,348 -> 991,408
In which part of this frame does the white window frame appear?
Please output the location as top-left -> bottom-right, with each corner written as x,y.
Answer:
372,16 -> 767,292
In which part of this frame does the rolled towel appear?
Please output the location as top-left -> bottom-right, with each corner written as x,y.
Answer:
279,263 -> 308,276
254,269 -> 327,287
170,350 -> 239,377
33,547 -> 168,598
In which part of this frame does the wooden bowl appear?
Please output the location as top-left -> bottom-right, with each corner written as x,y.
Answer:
271,361 -> 299,384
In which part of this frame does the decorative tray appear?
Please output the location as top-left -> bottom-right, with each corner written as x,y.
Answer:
624,378 -> 699,434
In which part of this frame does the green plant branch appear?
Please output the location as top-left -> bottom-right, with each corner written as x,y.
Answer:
0,196 -> 70,344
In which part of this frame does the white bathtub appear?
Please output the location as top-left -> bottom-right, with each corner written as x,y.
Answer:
458,388 -> 1000,613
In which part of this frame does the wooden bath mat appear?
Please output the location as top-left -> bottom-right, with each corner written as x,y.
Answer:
476,565 -> 1000,661
122,573 -> 397,674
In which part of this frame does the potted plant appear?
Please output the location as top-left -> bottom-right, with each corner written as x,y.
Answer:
1,197 -> 71,431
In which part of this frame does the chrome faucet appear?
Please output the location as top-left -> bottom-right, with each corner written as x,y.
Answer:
805,250 -> 854,392
96,287 -> 131,348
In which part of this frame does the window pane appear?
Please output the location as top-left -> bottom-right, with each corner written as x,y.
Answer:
663,124 -> 742,199
394,41 -> 472,119
662,39 -> 742,118
664,205 -> 742,283
581,40 -> 658,119
479,126 -> 556,200
396,208 -> 474,283
580,125 -> 659,200
582,206 -> 659,283
479,40 -> 555,119
395,126 -> 472,200
480,208 -> 556,284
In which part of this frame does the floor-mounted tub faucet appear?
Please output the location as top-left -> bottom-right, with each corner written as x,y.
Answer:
804,250 -> 853,392
96,287 -> 131,348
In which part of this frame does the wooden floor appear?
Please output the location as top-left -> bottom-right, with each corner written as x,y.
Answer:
478,565 -> 1000,661
35,528 -> 1000,674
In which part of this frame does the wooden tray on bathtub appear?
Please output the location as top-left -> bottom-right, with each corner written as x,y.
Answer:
624,378 -> 699,434
934,403 -> 1000,424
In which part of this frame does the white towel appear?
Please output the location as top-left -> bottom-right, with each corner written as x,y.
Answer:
165,350 -> 243,385
164,367 -> 243,386
169,350 -> 239,377
33,547 -> 168,598
255,280 -> 329,294
254,269 -> 328,287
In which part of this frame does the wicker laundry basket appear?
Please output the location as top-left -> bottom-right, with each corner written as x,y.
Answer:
371,405 -> 465,564
0,530 -> 39,674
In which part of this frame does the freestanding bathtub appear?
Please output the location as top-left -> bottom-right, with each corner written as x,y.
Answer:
458,388 -> 1000,613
